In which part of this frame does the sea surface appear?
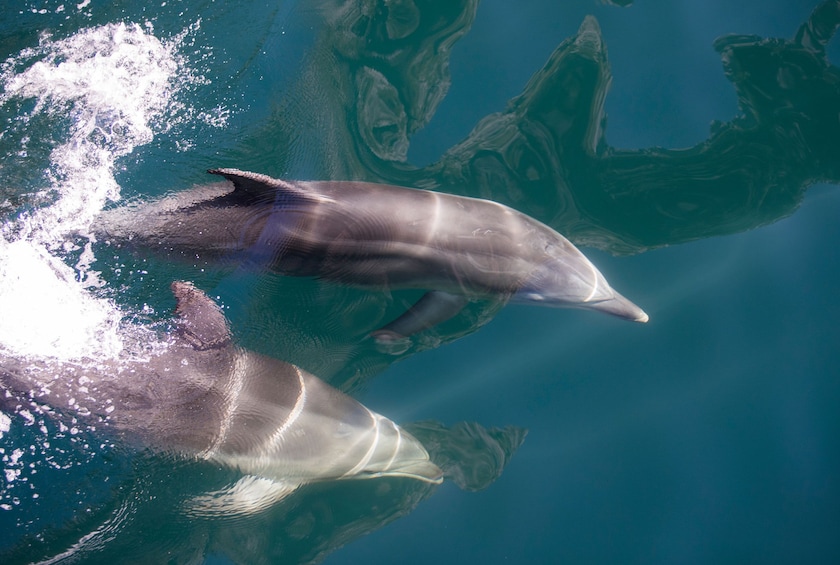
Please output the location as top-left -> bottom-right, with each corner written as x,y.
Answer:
2,1 -> 839,563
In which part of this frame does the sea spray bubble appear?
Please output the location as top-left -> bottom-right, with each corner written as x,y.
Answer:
0,412 -> 10,439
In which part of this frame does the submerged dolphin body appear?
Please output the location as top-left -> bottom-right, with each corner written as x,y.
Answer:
98,169 -> 648,339
0,282 -> 442,510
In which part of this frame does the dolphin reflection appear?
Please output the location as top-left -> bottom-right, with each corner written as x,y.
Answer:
0,419 -> 526,564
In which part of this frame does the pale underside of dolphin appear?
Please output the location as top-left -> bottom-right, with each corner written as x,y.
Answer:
97,168 -> 648,340
0,282 -> 442,512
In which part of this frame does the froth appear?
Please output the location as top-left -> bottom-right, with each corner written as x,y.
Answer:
0,21 -> 218,362
1,22 -> 185,242
0,239 -> 124,360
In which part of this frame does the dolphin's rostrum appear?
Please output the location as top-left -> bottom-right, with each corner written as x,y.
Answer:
98,169 -> 648,339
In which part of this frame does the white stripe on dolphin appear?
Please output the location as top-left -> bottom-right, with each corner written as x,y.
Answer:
97,169 -> 648,339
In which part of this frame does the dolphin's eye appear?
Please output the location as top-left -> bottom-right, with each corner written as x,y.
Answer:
334,422 -> 353,439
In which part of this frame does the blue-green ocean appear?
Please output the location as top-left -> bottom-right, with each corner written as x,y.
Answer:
2,1 -> 839,563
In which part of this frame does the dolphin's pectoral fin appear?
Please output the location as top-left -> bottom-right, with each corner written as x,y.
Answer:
185,475 -> 299,517
171,281 -> 232,351
372,291 -> 468,342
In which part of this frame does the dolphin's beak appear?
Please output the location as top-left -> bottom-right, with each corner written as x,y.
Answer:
379,459 -> 445,484
585,291 -> 649,323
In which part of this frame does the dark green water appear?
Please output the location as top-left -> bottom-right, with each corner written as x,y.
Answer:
1,1 -> 839,563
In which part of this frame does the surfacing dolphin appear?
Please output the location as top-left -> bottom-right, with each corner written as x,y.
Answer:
98,169 -> 648,340
0,281 -> 442,511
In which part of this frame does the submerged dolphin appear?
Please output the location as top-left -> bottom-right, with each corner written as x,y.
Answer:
0,282 -> 442,509
98,169 -> 648,339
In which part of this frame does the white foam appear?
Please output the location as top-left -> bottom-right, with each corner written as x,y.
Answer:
0,21 -> 223,362
1,22 -> 187,243
0,239 -> 124,360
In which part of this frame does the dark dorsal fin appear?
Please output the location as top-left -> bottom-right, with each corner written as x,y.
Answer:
207,168 -> 300,200
171,281 -> 232,351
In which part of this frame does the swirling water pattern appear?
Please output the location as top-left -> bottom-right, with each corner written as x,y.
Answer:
1,1 -> 839,564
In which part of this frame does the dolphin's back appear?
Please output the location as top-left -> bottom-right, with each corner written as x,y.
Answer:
208,169 -> 560,296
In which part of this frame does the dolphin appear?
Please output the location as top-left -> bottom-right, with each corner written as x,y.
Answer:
97,169 -> 648,340
0,281 -> 442,510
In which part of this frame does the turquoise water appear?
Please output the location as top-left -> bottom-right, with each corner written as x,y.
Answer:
2,1 -> 839,563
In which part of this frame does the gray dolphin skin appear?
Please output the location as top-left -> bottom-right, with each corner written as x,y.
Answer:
0,282 -> 442,509
98,169 -> 648,339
